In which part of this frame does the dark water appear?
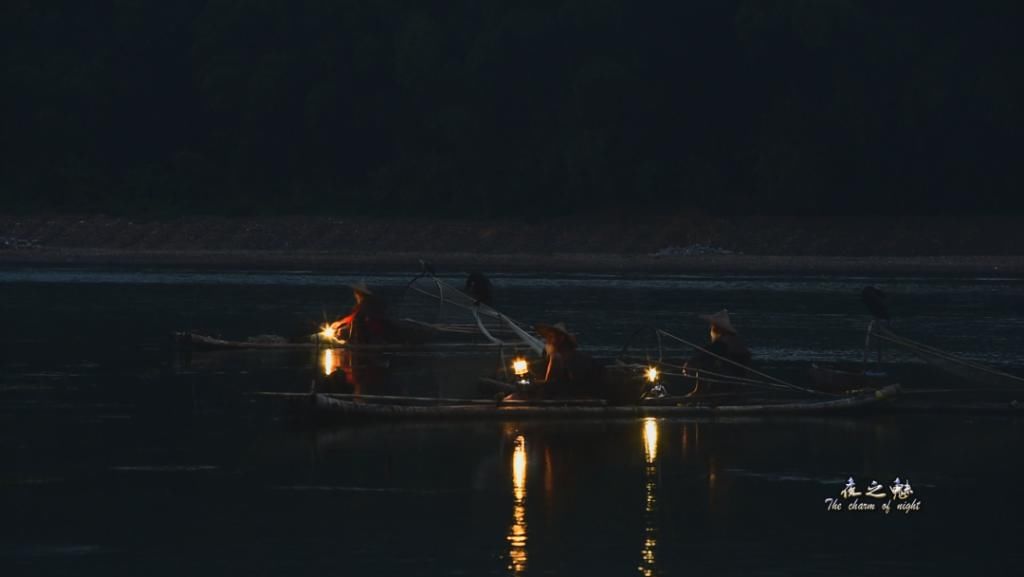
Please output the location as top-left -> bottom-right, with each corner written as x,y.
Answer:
2,267 -> 1024,575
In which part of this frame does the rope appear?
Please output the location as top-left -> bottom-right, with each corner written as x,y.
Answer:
616,361 -> 802,395
620,344 -> 825,394
655,329 -> 832,396
658,362 -> 782,388
617,330 -> 819,392
872,327 -> 1024,388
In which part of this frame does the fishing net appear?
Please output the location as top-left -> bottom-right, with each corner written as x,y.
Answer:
394,274 -> 542,353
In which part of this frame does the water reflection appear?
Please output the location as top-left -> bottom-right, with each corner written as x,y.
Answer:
321,348 -> 341,376
681,424 -> 689,459
640,418 -> 659,577
508,435 -> 528,574
644,418 -> 659,465
316,349 -> 390,395
167,415 -> 1007,576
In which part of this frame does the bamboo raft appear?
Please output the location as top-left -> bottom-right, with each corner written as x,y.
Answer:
276,384 -> 903,423
807,364 -> 893,392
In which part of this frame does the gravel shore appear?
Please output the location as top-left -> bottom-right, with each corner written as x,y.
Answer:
2,248 -> 1022,276
2,214 -> 1022,275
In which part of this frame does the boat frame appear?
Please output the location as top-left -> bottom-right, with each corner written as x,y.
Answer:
288,384 -> 903,423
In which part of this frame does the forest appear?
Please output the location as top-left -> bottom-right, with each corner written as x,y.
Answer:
2,1 -> 1021,217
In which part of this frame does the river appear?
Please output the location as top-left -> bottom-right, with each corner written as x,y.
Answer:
2,267 -> 1022,575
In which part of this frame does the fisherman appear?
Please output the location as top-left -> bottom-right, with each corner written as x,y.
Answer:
532,322 -> 607,399
683,309 -> 752,378
328,282 -> 393,344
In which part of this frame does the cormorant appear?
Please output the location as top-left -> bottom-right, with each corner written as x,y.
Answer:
465,271 -> 493,306
861,286 -> 890,320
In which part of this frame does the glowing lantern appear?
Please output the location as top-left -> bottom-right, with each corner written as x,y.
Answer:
512,357 -> 530,383
320,324 -> 336,340
645,366 -> 659,383
512,357 -> 529,376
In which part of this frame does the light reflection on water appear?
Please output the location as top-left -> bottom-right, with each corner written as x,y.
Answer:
321,348 -> 341,376
643,418 -> 659,465
4,413 -> 1024,575
640,418 -> 659,577
508,435 -> 528,574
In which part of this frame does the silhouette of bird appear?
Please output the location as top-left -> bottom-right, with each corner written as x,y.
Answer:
465,271 -> 493,306
861,286 -> 890,320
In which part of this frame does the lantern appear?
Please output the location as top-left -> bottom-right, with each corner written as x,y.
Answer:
512,357 -> 530,384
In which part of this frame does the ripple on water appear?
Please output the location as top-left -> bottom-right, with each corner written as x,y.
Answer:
110,465 -> 220,473
272,485 -> 460,495
722,469 -> 848,485
1,544 -> 102,559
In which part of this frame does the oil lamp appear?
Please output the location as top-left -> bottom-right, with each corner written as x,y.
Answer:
512,357 -> 530,385
644,365 -> 667,399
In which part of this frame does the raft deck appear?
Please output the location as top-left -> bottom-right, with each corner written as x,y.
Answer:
275,384 -> 904,423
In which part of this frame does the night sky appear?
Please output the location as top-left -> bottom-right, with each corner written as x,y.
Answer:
2,1 -> 1022,216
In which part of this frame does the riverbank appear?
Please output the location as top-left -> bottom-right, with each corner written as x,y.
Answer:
2,248 -> 1022,275
2,214 -> 1023,274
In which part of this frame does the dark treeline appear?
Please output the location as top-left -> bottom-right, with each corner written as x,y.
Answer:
2,1 -> 1022,217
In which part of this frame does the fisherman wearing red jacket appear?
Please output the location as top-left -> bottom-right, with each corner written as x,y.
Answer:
330,282 -> 391,344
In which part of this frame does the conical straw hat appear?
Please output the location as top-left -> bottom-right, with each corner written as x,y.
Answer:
349,281 -> 374,296
535,322 -> 577,346
699,309 -> 737,334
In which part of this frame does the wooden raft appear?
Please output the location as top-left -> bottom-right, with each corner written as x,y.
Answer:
293,384 -> 902,422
